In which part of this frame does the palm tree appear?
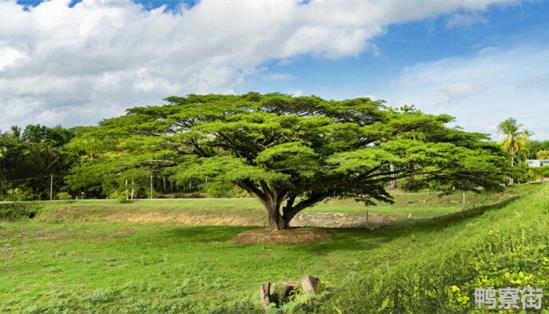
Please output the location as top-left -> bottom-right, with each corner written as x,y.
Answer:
497,118 -> 529,184
10,126 -> 21,140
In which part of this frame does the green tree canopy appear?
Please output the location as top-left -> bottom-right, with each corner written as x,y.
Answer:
68,93 -> 513,229
526,140 -> 549,159
0,125 -> 74,199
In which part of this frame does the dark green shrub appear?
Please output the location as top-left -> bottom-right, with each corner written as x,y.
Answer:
0,203 -> 39,220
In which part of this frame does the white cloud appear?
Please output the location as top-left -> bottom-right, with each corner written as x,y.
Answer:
0,0 -> 518,129
261,72 -> 295,81
383,44 -> 549,139
289,89 -> 304,97
446,12 -> 487,28
516,74 -> 549,90
441,82 -> 484,102
0,45 -> 27,71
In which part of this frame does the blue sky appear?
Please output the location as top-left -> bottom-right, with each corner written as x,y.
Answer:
243,1 -> 549,98
1,0 -> 548,138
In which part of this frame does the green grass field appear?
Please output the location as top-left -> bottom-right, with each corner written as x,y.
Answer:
0,184 -> 547,313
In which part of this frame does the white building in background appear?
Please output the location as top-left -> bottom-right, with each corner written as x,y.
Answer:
527,159 -> 549,167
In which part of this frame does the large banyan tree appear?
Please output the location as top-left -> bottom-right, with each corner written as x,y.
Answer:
68,93 -> 512,229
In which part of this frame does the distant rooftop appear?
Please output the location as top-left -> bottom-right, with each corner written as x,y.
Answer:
527,160 -> 549,167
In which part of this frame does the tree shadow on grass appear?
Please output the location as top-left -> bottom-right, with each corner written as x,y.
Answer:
164,225 -> 389,255
294,195 -> 522,255
296,229 -> 392,254
166,225 -> 255,243
162,195 -> 521,255
383,195 -> 521,233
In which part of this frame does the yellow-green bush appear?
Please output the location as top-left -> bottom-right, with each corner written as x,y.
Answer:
56,192 -> 72,200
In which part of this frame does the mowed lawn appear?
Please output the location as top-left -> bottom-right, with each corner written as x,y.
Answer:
0,184 -> 546,312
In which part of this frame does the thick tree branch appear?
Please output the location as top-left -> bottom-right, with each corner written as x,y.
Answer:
282,191 -> 331,226
189,138 -> 207,157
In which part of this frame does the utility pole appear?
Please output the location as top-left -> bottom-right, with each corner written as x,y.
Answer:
150,174 -> 153,199
50,175 -> 53,201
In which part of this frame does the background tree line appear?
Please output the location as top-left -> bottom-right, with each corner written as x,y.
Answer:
0,125 -> 75,200
0,123 -> 234,200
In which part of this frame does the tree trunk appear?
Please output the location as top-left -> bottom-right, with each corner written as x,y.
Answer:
266,202 -> 300,230
267,204 -> 281,230
509,156 -> 514,185
262,194 -> 283,230
278,195 -> 297,229
389,163 -> 396,188
266,200 -> 300,230
281,210 -> 297,229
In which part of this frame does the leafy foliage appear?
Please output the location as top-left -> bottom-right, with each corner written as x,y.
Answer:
529,166 -> 549,180
0,125 -> 74,200
69,93 -> 514,229
536,150 -> 549,159
525,140 -> 549,159
55,192 -> 72,200
4,187 -> 33,202
64,125 -> 176,198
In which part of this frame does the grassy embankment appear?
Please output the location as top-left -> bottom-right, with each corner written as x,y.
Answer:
0,184 -> 547,312
13,185 -> 526,224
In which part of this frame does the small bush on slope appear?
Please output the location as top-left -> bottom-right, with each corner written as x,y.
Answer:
0,203 -> 39,220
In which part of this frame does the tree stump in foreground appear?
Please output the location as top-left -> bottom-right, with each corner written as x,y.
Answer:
259,275 -> 320,308
301,275 -> 320,294
283,281 -> 298,298
259,282 -> 271,308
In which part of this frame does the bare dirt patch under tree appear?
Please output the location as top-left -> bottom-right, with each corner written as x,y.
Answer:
234,227 -> 331,244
